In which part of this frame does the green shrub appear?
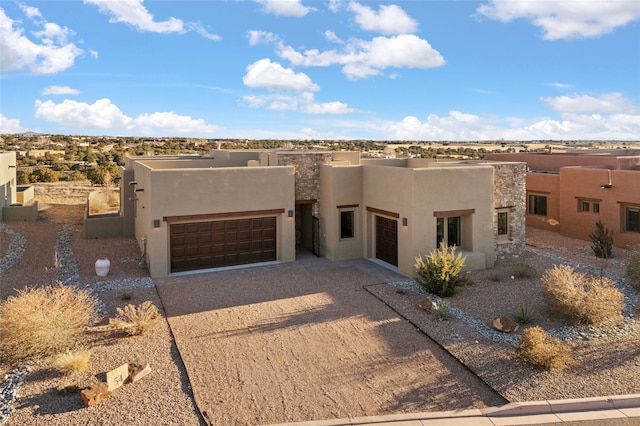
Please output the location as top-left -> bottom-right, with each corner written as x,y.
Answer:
589,220 -> 614,259
626,245 -> 640,290
434,300 -> 452,321
415,243 -> 466,297
517,326 -> 574,371
542,264 -> 624,328
0,284 -> 100,362
515,304 -> 535,324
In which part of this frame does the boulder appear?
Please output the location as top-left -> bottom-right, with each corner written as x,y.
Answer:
492,317 -> 519,333
80,382 -> 111,407
418,298 -> 437,312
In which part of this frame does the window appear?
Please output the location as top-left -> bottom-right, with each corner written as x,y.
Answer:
528,194 -> 547,216
498,211 -> 509,236
577,198 -> 601,214
340,210 -> 355,239
626,207 -> 640,233
437,216 -> 461,247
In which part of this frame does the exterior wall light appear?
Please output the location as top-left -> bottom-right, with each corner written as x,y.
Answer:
153,219 -> 161,228
402,217 -> 408,227
288,210 -> 294,218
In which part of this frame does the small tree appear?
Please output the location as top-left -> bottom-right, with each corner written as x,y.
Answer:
589,220 -> 613,259
415,243 -> 466,297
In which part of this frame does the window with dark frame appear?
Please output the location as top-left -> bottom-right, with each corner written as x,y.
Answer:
593,203 -> 600,213
581,201 -> 590,212
340,210 -> 355,239
437,216 -> 461,247
627,207 -> 640,233
528,194 -> 547,216
498,211 -> 509,236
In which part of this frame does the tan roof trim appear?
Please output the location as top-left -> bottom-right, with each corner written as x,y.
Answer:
433,208 -> 475,218
366,206 -> 400,218
164,208 -> 285,223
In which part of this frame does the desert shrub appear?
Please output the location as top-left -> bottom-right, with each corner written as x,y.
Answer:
517,326 -> 574,371
54,349 -> 91,375
488,271 -> 503,282
512,262 -> 536,279
109,301 -> 161,336
415,243 -> 466,297
0,284 -> 100,362
542,264 -> 624,327
626,245 -> 640,290
434,300 -> 451,321
589,220 -> 613,259
515,304 -> 535,324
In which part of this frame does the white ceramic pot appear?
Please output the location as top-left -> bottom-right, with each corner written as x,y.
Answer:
95,258 -> 111,277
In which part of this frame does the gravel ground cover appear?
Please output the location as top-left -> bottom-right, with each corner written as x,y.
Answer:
1,201 -> 638,425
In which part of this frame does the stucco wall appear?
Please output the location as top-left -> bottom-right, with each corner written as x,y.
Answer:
133,163 -> 296,277
0,152 -> 17,220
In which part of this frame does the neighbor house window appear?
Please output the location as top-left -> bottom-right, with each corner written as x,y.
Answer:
626,207 -> 640,233
577,198 -> 601,214
437,216 -> 461,247
340,210 -> 355,239
528,194 -> 547,216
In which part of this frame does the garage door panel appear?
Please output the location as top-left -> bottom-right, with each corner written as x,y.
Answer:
171,216 -> 277,273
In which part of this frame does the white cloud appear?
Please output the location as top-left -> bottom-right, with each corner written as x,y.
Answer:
541,93 -> 638,114
324,30 -> 343,44
134,112 -> 219,134
477,0 -> 640,40
348,2 -> 418,35
0,114 -> 28,134
243,92 -> 354,114
42,85 -> 81,95
35,98 -> 134,130
247,30 -> 279,45
384,109 -> 640,141
0,8 -> 83,74
277,34 -> 445,80
18,4 -> 42,20
34,98 -> 219,134
85,0 -> 220,39
255,0 -> 313,17
547,82 -> 574,89
243,58 -> 320,92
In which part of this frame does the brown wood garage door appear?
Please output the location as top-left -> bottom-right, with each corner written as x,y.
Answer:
375,215 -> 398,266
170,217 -> 276,273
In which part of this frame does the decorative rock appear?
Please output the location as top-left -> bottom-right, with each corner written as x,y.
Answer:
80,382 -> 111,407
418,298 -> 437,312
95,258 -> 111,277
128,363 -> 151,384
492,317 -> 520,333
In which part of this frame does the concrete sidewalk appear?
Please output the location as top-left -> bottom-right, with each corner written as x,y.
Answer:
270,394 -> 640,425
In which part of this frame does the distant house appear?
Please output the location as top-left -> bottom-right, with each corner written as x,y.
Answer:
92,150 -> 526,278
484,150 -> 640,249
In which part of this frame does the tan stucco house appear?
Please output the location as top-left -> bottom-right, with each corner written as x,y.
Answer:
485,151 -> 640,249
94,150 -> 526,278
0,151 -> 36,221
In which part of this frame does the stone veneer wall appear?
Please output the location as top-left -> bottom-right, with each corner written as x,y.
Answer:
493,163 -> 527,260
276,152 -> 332,204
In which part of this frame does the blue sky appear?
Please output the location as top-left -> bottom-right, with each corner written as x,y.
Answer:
1,0 -> 639,141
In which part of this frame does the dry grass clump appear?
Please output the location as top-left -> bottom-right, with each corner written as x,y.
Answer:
542,264 -> 624,328
54,349 -> 91,375
0,284 -> 100,362
517,326 -> 574,371
626,245 -> 640,290
109,301 -> 161,336
512,262 -> 536,279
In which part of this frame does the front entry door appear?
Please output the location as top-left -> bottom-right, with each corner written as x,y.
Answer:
375,215 -> 398,266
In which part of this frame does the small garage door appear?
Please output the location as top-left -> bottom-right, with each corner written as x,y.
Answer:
170,217 -> 276,273
375,215 -> 398,266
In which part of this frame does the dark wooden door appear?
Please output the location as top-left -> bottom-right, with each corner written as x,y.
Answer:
375,215 -> 398,266
312,215 -> 320,256
170,217 -> 276,273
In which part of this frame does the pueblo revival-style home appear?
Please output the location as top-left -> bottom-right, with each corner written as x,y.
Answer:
485,150 -> 640,249
85,149 -> 526,279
